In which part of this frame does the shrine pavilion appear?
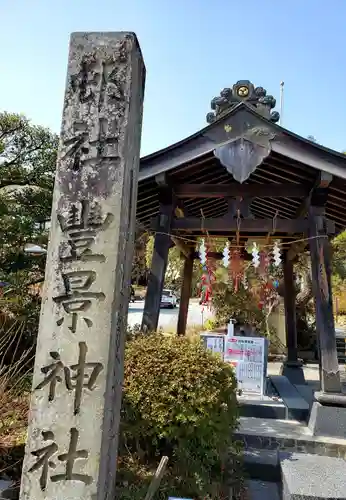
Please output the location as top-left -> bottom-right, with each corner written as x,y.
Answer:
136,79 -> 346,407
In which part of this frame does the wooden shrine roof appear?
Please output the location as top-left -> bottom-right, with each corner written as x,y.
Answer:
136,102 -> 346,237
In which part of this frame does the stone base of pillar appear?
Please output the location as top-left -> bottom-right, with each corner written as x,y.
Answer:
280,359 -> 306,385
308,400 -> 346,438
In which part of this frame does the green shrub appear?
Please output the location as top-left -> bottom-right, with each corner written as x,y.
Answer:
119,333 -> 239,498
212,283 -> 265,332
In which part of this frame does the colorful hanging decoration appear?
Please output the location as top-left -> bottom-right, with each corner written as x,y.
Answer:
229,249 -> 245,292
273,278 -> 279,289
199,238 -> 207,265
252,242 -> 260,268
198,239 -> 216,308
259,249 -> 270,278
222,241 -> 230,267
199,271 -> 212,305
272,241 -> 282,267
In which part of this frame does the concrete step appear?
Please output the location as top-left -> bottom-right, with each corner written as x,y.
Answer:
238,395 -> 286,420
235,417 -> 346,458
280,452 -> 346,499
243,449 -> 280,482
245,479 -> 280,500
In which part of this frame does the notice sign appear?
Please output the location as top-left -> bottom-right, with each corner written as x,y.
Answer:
200,333 -> 225,356
224,335 -> 268,395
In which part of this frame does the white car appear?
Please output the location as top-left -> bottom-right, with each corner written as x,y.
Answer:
160,289 -> 177,308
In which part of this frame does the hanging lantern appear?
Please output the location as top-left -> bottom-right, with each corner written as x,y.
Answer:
272,241 -> 281,267
252,242 -> 260,268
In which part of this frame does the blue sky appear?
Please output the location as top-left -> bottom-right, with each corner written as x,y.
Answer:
1,0 -> 345,156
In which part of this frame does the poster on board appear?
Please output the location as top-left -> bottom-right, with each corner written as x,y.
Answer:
200,333 -> 225,356
224,335 -> 268,395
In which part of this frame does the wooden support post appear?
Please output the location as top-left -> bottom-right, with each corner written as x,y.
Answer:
308,207 -> 344,402
142,193 -> 174,332
281,252 -> 305,384
283,254 -> 298,362
177,246 -> 195,336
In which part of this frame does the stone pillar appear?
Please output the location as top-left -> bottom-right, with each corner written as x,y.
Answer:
281,252 -> 305,385
19,32 -> 145,500
141,193 -> 174,332
177,248 -> 194,336
308,207 -> 346,437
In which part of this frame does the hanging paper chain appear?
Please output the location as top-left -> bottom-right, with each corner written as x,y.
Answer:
222,241 -> 230,267
199,238 -> 207,265
272,241 -> 281,267
252,242 -> 260,268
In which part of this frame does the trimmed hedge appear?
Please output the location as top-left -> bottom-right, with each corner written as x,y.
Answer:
119,333 -> 239,498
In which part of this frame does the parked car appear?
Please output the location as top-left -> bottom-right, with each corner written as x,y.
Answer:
160,289 -> 178,308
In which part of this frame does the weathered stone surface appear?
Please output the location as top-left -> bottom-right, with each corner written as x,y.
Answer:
235,416 -> 346,458
281,452 -> 346,499
19,32 -> 145,500
246,479 -> 280,500
309,401 -> 346,438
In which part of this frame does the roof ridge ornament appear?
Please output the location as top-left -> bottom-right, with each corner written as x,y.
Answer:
206,80 -> 280,124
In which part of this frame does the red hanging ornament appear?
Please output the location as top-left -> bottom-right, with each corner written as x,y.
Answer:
229,249 -> 245,291
259,249 -> 270,278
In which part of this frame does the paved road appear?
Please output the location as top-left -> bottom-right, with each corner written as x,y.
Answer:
127,299 -> 214,331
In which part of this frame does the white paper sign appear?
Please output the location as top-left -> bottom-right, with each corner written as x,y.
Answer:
224,335 -> 268,395
200,333 -> 224,356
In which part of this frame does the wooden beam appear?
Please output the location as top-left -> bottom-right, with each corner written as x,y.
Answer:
296,171 -> 333,216
169,217 -> 310,233
175,183 -> 308,199
155,172 -> 169,187
164,216 -> 336,234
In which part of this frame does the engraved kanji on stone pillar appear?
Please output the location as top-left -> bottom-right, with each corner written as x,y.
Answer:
19,32 -> 145,500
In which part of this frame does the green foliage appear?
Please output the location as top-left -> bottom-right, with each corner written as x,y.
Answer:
120,333 -> 239,498
332,231 -> 346,281
212,282 -> 266,331
0,112 -> 58,286
0,112 -> 58,365
131,229 -> 149,284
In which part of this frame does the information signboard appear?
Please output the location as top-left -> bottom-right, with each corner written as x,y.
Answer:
200,333 -> 225,356
224,335 -> 268,395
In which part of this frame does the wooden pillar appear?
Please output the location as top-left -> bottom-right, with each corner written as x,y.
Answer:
308,207 -> 343,399
283,253 -> 298,362
142,193 -> 174,332
177,248 -> 194,336
281,251 -> 305,384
